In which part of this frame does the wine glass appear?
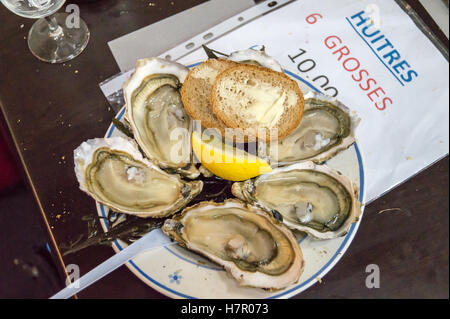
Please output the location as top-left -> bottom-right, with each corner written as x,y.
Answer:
1,0 -> 90,63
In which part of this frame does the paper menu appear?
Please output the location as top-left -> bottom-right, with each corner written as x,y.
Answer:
102,0 -> 449,204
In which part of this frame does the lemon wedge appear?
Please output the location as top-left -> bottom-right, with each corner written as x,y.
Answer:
192,131 -> 272,181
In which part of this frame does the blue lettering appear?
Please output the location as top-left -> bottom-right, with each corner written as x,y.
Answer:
393,60 -> 410,74
401,70 -> 418,82
362,24 -> 381,37
376,38 -> 394,51
351,11 -> 370,27
371,34 -> 385,44
349,11 -> 418,84
382,50 -> 401,65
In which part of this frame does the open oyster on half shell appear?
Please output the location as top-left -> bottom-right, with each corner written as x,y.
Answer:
232,162 -> 361,239
162,199 -> 304,290
260,91 -> 359,165
227,48 -> 283,72
74,137 -> 203,218
123,58 -> 199,179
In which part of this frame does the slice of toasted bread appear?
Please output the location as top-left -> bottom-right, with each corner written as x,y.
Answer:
181,59 -> 239,134
210,64 -> 304,142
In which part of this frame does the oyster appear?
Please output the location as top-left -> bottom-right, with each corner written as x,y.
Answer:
162,199 -> 304,290
232,162 -> 361,239
123,58 -> 199,178
74,137 -> 203,218
260,91 -> 359,165
227,48 -> 283,72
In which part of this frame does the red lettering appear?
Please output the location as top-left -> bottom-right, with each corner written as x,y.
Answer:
351,69 -> 369,82
359,77 -> 377,91
324,35 -> 342,49
375,97 -> 393,110
367,87 -> 386,102
323,33 -> 392,110
343,57 -> 360,72
333,46 -> 350,61
306,13 -> 323,24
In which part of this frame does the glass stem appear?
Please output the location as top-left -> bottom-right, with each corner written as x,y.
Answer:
45,15 -> 63,38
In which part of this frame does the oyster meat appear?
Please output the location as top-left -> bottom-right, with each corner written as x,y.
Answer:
227,48 -> 283,72
74,137 -> 203,218
260,91 -> 359,165
162,199 -> 304,290
123,58 -> 199,178
232,162 -> 361,239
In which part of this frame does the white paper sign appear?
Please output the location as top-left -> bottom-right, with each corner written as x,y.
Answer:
175,0 -> 449,203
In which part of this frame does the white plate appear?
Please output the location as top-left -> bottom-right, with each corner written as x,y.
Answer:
97,63 -> 366,299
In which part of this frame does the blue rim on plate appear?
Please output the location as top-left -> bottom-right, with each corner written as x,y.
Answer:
98,65 -> 366,299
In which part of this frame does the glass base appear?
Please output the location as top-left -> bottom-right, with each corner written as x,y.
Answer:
28,13 -> 90,64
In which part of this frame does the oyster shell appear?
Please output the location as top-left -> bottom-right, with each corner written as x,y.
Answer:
227,48 -> 283,72
162,199 -> 304,290
123,58 -> 199,178
74,137 -> 203,218
232,162 -> 361,239
260,91 -> 359,165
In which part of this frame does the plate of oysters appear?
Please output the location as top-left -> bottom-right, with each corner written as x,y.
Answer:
73,47 -> 365,299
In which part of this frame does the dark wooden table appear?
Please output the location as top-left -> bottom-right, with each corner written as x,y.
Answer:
0,0 -> 448,299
